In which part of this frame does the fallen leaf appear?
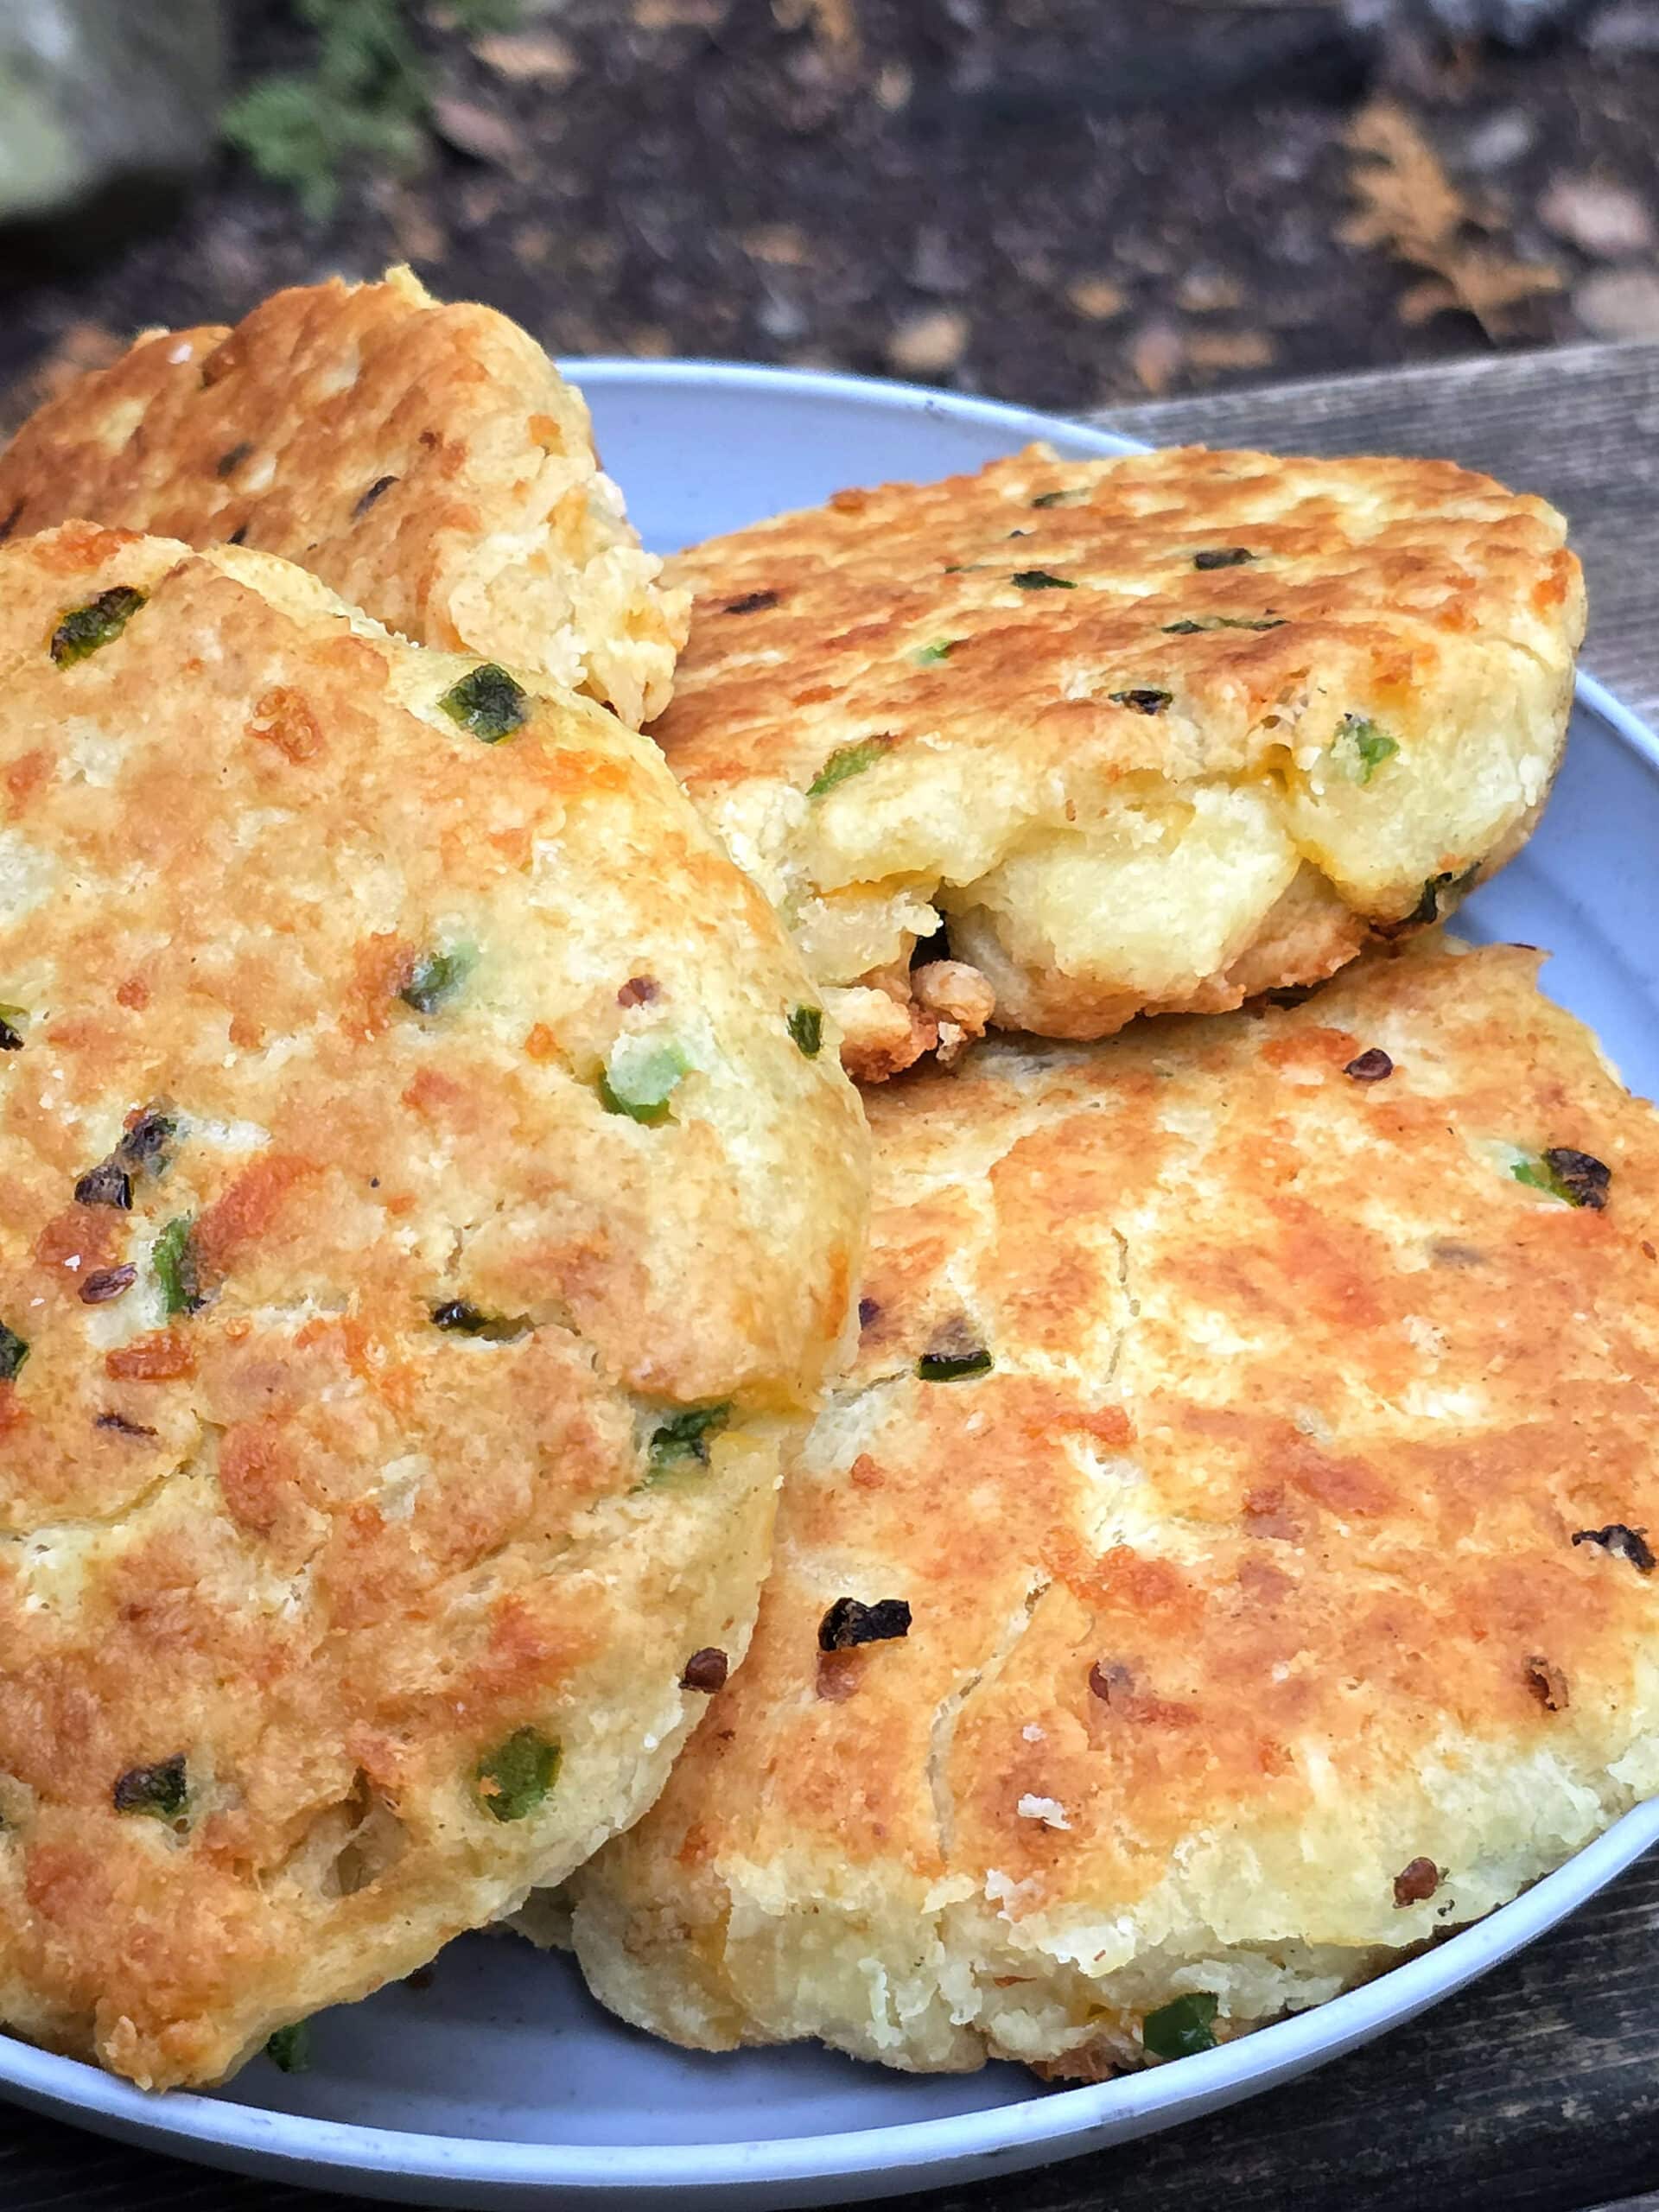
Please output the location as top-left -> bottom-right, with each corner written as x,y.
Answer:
772,0 -> 860,59
431,97 -> 524,168
887,308 -> 969,377
1067,276 -> 1127,322
1539,175 -> 1655,261
1343,100 -> 1561,339
632,0 -> 728,27
472,31 -> 580,84
743,223 -> 810,266
1176,270 -> 1243,314
1128,320 -> 1185,395
1186,329 -> 1278,372
1574,267 -> 1659,340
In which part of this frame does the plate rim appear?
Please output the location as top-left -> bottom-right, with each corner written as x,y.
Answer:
4,355 -> 1656,2198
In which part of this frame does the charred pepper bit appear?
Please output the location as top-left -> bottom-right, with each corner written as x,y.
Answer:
50,585 -> 147,667
721,589 -> 779,614
75,1160 -> 131,1210
1376,867 -> 1479,938
1109,689 -> 1172,715
153,1217 -> 204,1318
1512,1147 -> 1611,1211
0,1322 -> 28,1382
681,1648 -> 730,1693
1344,1048 -> 1394,1083
819,1596 -> 912,1651
647,1402 -> 732,1478
112,1752 -> 188,1821
1141,1993 -> 1218,2061
474,1726 -> 560,1821
216,441 -> 253,478
787,1005 -> 824,1058
1030,488 -> 1084,508
808,734 -> 893,798
429,1300 -> 531,1342
265,2023 -> 312,2073
438,663 -> 530,744
1162,613 -> 1285,634
918,1344 -> 993,1382
600,1036 -> 692,1124
1333,713 -> 1399,785
1525,1655 -> 1569,1713
1192,547 -> 1255,569
399,947 -> 474,1016
354,473 -> 398,516
0,1002 -> 24,1052
80,1264 -> 137,1306
1572,1523 -> 1656,1573
1011,569 -> 1076,590
1393,1856 -> 1441,1908
95,1411 -> 157,1439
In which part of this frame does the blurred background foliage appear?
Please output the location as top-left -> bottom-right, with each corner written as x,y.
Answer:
1,0 -> 1656,427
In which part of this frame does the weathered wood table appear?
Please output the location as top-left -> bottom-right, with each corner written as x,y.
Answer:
4,338 -> 1658,2212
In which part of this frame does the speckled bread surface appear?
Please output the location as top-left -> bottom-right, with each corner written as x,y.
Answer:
0,521 -> 868,2088
0,267 -> 686,728
649,445 -> 1584,1077
567,940 -> 1659,2077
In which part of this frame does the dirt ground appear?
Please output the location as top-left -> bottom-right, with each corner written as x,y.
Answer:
3,0 -> 1657,425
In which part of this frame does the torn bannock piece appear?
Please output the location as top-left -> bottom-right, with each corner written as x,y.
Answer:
0,522 -> 868,2088
565,940 -> 1659,2077
649,445 -> 1585,1078
0,265 -> 686,728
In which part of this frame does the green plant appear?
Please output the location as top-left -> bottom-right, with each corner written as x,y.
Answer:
223,0 -> 519,220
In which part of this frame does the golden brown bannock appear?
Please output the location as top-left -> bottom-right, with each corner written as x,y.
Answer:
0,267 -> 685,728
568,941 -> 1659,2076
0,521 -> 868,2088
651,446 -> 1585,1077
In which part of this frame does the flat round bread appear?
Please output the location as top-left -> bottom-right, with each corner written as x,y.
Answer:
0,267 -> 685,728
650,447 -> 1584,1077
0,522 -> 868,2088
568,941 -> 1659,2077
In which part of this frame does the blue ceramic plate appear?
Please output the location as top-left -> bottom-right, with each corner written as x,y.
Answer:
3,362 -> 1656,2209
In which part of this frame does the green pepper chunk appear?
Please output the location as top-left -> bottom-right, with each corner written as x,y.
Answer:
1333,714 -> 1399,785
50,585 -> 147,666
153,1217 -> 204,1317
474,1726 -> 560,1821
917,1346 -> 993,1382
647,1402 -> 733,1478
808,736 -> 892,798
112,1752 -> 188,1821
266,2023 -> 311,2073
1011,569 -> 1076,590
1142,1992 -> 1219,2061
600,1036 -> 692,1124
912,639 -> 959,665
0,1001 -> 25,1052
0,1321 -> 28,1382
787,1005 -> 823,1058
1162,614 -> 1285,634
400,947 -> 474,1015
438,664 -> 530,743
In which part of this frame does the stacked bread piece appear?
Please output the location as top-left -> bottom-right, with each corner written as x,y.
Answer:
3,268 -> 1651,2098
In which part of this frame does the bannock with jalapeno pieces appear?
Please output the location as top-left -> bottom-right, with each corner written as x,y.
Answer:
0,520 -> 868,2088
563,939 -> 1659,2080
649,445 -> 1584,1077
0,265 -> 686,728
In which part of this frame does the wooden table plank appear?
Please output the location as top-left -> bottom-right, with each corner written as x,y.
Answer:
5,340 -> 1659,2212
1094,340 -> 1659,730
